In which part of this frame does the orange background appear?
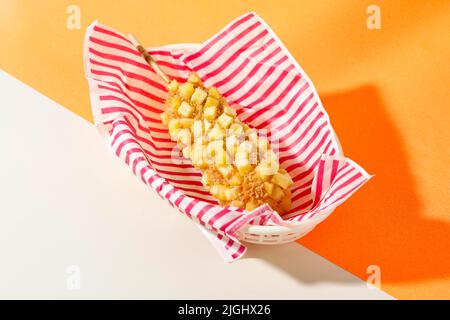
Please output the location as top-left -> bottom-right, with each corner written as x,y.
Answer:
1,0 -> 449,299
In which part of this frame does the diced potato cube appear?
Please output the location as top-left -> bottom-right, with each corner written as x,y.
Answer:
264,182 -> 274,195
228,174 -> 242,186
204,105 -> 218,121
179,118 -> 194,128
201,170 -> 213,187
209,184 -> 220,196
204,96 -> 219,109
205,143 -> 227,165
257,138 -> 270,159
263,149 -> 278,163
224,187 -> 239,201
267,158 -> 280,172
178,82 -> 195,100
258,149 -> 279,169
191,142 -> 207,168
208,87 -> 222,100
194,136 -> 206,145
167,95 -> 182,113
249,150 -> 258,164
169,128 -> 180,141
235,150 -> 248,161
230,200 -> 244,208
188,73 -> 203,85
208,123 -> 226,140
245,200 -> 259,211
272,171 -> 294,189
192,120 -> 203,139
255,169 -> 272,181
248,129 -> 258,147
225,135 -> 239,156
167,80 -> 179,94
160,112 -> 170,126
217,165 -> 233,178
258,138 -> 269,151
229,123 -> 244,137
223,105 -> 237,117
217,113 -> 234,129
210,185 -> 227,201
214,148 -> 227,165
271,186 -> 284,201
204,120 -> 213,132
177,101 -> 194,118
191,88 -> 207,105
235,152 -> 252,174
168,119 -> 180,137
255,160 -> 278,178
237,141 -> 252,154
201,179 -> 210,190
206,140 -> 224,157
177,128 -> 191,145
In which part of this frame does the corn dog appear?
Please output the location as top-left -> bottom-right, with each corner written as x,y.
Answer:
161,73 -> 293,213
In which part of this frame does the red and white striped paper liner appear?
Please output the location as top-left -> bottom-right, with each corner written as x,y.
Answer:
83,12 -> 372,262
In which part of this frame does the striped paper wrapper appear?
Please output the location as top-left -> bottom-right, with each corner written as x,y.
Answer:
83,12 -> 372,262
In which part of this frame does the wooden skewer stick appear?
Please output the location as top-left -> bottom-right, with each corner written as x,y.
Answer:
128,33 -> 170,84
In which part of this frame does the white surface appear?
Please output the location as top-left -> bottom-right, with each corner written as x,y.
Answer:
0,71 -> 392,299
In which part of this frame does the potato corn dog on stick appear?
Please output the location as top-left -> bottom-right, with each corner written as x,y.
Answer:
161,73 -> 294,213
129,35 -> 293,213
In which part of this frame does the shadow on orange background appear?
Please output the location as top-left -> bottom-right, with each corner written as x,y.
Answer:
296,85 -> 450,284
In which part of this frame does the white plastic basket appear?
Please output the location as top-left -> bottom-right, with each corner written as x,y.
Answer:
153,43 -> 344,245
237,210 -> 331,245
